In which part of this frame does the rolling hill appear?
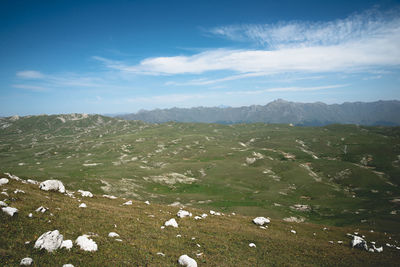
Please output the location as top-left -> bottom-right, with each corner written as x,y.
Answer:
0,114 -> 399,231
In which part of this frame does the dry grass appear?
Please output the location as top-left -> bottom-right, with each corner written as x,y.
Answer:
1,176 -> 400,266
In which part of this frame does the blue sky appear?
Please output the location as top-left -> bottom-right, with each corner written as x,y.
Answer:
1,0 -> 400,116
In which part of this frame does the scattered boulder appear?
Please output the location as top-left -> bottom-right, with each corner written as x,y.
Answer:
0,178 -> 9,186
77,190 -> 93,198
351,235 -> 368,251
122,200 -> 132,205
252,217 -> 270,226
27,179 -> 38,185
291,204 -> 311,212
209,210 -> 221,216
373,245 -> 383,253
79,203 -> 87,208
291,230 -> 297,234
2,206 -> 18,216
108,232 -> 120,238
35,206 -> 48,213
283,217 -> 305,223
178,255 -> 197,267
62,264 -> 74,267
75,235 -> 98,251
165,218 -> 179,228
103,194 -> 117,199
0,200 -> 7,207
177,210 -> 192,218
145,200 -> 150,205
20,257 -> 33,266
249,243 -> 256,248
39,180 -> 65,193
60,240 -> 73,250
34,230 -> 64,252
14,189 -> 25,194
5,173 -> 21,181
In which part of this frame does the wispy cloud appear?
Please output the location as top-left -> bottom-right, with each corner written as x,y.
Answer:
12,84 -> 49,92
14,70 -> 117,91
225,84 -> 348,95
208,8 -> 400,48
16,70 -> 44,79
94,9 -> 400,78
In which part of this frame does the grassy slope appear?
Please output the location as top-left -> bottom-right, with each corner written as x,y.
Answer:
0,115 -> 400,232
1,177 -> 400,266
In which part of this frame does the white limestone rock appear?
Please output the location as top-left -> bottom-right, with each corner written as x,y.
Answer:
0,178 -> 9,186
14,189 -> 25,194
122,200 -> 132,205
373,245 -> 383,253
177,210 -> 192,218
39,180 -> 65,193
20,257 -> 33,265
108,232 -> 120,238
2,206 -> 18,216
79,203 -> 87,208
5,173 -> 21,181
77,190 -> 93,198
102,194 -> 117,199
27,179 -> 38,185
0,200 -> 7,207
75,235 -> 98,251
62,264 -> 74,267
60,240 -> 73,250
249,243 -> 256,248
165,218 -> 178,228
252,217 -> 270,226
34,230 -> 64,252
178,255 -> 197,267
351,235 -> 368,251
35,206 -> 48,213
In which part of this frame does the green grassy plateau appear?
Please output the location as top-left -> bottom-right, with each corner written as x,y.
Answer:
1,114 -> 400,265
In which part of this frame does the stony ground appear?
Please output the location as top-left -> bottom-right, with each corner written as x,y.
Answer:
1,174 -> 400,266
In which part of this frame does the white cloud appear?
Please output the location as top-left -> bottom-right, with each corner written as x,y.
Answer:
16,70 -> 44,79
12,84 -> 49,92
264,84 -> 348,92
95,9 -> 400,77
104,36 -> 400,75
225,84 -> 348,94
14,70 -> 118,91
209,8 -> 400,48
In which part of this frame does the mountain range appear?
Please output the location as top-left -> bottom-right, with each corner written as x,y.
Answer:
117,99 -> 400,126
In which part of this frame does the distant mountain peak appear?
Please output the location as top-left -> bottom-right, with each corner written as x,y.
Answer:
116,100 -> 400,126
